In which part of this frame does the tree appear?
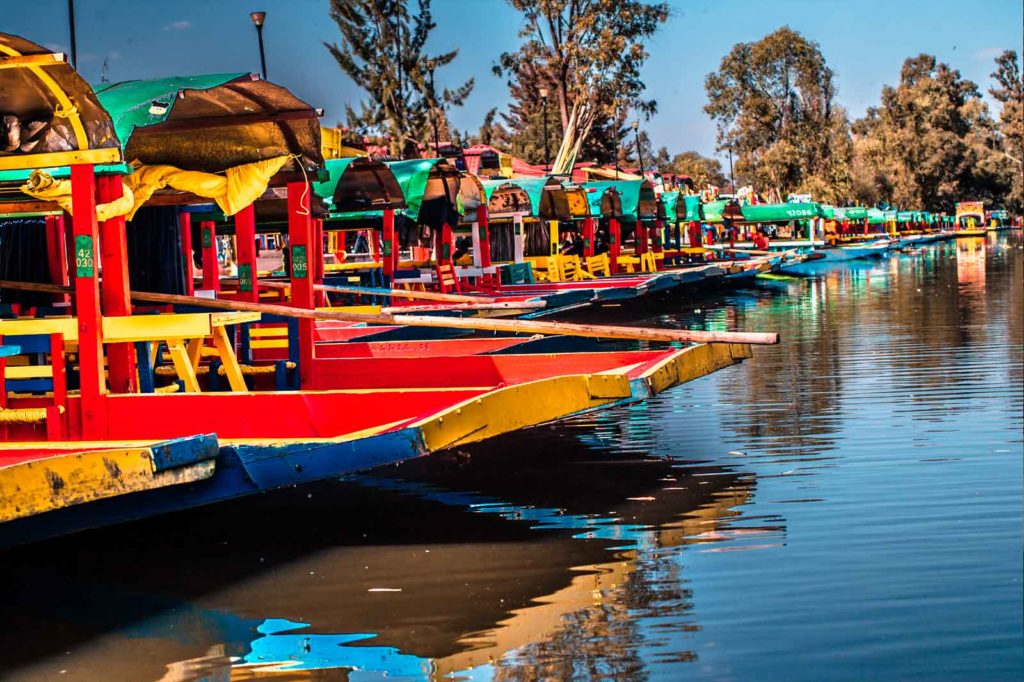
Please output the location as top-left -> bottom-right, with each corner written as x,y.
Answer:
704,27 -> 852,203
325,0 -> 474,157
668,151 -> 728,189
496,0 -> 668,173
990,50 -> 1023,211
851,54 -> 1010,211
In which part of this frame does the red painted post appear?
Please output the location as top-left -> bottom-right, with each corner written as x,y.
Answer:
200,220 -> 220,292
313,218 -> 327,306
288,181 -> 315,389
97,175 -> 137,394
44,214 -> 70,303
439,222 -> 454,265
179,212 -> 195,296
234,204 -> 259,303
634,220 -> 645,256
653,219 -> 664,254
609,218 -> 621,273
382,209 -> 397,281
582,216 -> 596,257
476,205 -> 492,268
70,164 -> 107,437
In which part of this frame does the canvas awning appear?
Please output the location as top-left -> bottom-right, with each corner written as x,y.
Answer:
740,203 -> 823,222
839,207 -> 869,221
0,32 -> 122,171
582,180 -> 657,219
312,157 -> 405,214
94,73 -> 323,173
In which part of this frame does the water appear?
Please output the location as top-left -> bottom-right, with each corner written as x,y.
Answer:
1,235 -> 1021,681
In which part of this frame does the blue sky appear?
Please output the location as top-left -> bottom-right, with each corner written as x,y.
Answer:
5,0 -> 1022,164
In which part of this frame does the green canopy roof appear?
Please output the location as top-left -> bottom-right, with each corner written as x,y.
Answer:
821,205 -> 836,220
739,202 -> 822,222
840,207 -> 869,221
896,211 -> 915,222
312,157 -> 405,215
582,180 -> 654,219
866,208 -> 886,224
661,191 -> 679,222
92,73 -> 322,173
481,177 -> 548,216
682,195 -> 701,222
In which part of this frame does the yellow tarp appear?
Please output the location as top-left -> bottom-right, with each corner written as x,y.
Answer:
20,155 -> 290,221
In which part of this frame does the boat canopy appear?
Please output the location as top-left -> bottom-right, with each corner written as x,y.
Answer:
583,179 -> 657,220
701,199 -> 741,223
820,205 -> 836,220
312,157 -> 406,215
661,191 -> 679,222
93,73 -> 323,174
740,202 -> 823,222
481,176 -> 547,217
681,194 -> 701,222
0,32 -> 122,172
866,208 -> 886,224
896,211 -> 915,223
582,182 -> 623,218
839,207 -> 869,221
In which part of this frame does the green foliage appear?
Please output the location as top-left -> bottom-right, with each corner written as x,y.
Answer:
496,0 -> 668,171
325,0 -> 474,157
668,151 -> 728,189
851,54 -> 1012,211
704,27 -> 852,204
989,50 -> 1023,212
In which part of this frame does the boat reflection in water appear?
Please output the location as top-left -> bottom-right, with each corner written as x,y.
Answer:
0,419 -> 770,682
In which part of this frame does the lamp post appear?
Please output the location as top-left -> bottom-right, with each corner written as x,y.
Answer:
250,11 -> 267,80
539,87 -> 550,171
727,143 -> 735,196
67,0 -> 77,67
631,120 -> 645,178
428,62 -> 440,156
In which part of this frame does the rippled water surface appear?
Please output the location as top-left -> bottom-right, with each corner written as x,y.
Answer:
1,235 -> 1021,681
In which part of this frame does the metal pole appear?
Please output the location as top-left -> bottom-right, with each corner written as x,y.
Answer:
256,25 -> 268,79
728,145 -> 735,195
542,95 -> 550,170
67,0 -> 77,67
635,127 -> 645,177
429,67 -> 440,155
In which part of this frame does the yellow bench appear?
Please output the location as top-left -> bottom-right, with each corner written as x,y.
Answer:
0,312 -> 260,394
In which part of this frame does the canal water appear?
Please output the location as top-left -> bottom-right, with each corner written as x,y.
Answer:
1,235 -> 1020,681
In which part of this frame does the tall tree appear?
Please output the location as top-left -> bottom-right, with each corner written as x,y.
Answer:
851,54 -> 1010,211
496,0 -> 668,173
704,27 -> 852,203
669,151 -> 728,190
989,50 -> 1024,211
325,0 -> 474,157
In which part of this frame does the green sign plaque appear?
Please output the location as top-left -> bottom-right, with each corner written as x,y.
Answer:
238,263 -> 253,292
202,227 -> 212,249
75,235 -> 95,278
292,245 -> 308,278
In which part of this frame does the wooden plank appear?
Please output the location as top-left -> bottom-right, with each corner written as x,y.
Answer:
101,313 -> 212,343
0,441 -> 216,523
0,53 -> 66,69
4,366 -> 52,379
0,280 -> 781,345
0,317 -> 78,341
0,148 -> 122,172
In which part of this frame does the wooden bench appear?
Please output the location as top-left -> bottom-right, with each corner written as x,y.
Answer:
435,263 -> 463,294
0,312 -> 259,395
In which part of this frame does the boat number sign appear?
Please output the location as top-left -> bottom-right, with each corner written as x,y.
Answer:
292,245 -> 308,278
238,264 -> 253,292
383,240 -> 392,257
75,235 -> 95,277
202,227 -> 212,249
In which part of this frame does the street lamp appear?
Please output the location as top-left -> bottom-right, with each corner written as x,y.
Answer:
631,120 -> 645,178
727,142 -> 735,195
428,62 -> 440,155
539,87 -> 550,171
250,11 -> 267,80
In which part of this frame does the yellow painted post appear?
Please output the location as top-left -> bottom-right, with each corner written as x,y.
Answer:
549,220 -> 559,256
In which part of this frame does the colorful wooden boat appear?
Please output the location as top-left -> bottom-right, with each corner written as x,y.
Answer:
0,33 -> 776,546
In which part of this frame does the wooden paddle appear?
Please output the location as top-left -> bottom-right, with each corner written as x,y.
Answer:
0,280 -> 780,345
258,279 -> 497,304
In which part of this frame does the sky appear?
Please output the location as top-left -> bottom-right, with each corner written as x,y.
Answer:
5,0 -> 1022,166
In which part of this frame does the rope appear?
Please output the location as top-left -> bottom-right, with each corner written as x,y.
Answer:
0,406 -> 57,423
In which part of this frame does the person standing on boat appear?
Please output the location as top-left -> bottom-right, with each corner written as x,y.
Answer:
752,229 -> 769,251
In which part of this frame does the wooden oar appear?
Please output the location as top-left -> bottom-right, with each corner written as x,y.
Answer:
0,281 -> 780,345
258,279 -> 497,304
